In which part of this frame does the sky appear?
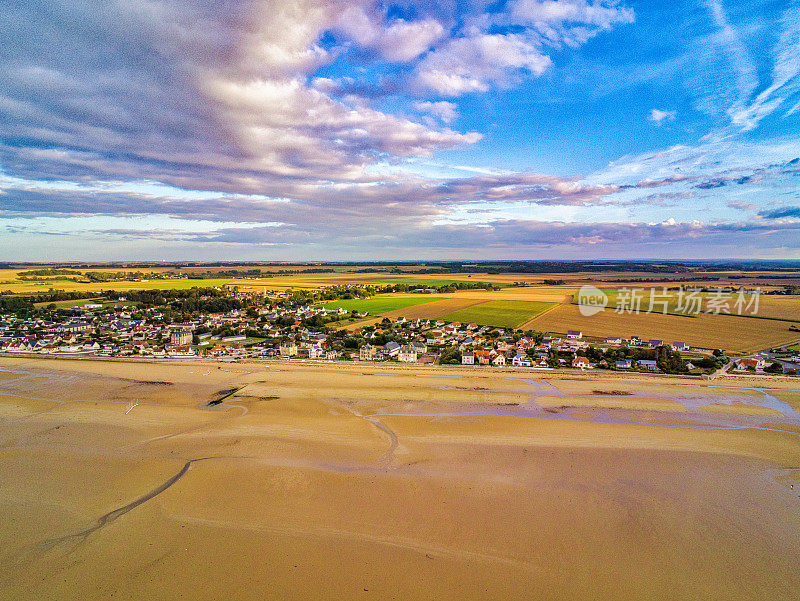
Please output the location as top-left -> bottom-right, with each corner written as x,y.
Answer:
1,0 -> 799,261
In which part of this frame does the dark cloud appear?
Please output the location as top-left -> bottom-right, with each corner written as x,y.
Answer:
759,206 -> 800,219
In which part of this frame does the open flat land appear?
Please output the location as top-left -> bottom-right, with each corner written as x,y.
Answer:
4,264 -> 799,352
524,303 -> 800,353
1,357 -> 799,600
438,300 -> 556,329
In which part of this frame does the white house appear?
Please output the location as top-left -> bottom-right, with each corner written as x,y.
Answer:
512,353 -> 531,367
397,345 -> 417,363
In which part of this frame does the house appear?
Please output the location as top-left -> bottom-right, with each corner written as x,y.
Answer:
572,356 -> 593,369
308,345 -> 325,359
735,357 -> 766,371
567,330 -> 583,339
649,339 -> 664,348
170,328 -> 192,346
629,336 -> 642,346
491,353 -> 506,366
57,322 -> 93,334
637,359 -> 659,371
615,359 -> 632,369
606,336 -> 622,345
475,349 -> 495,365
672,341 -> 689,351
512,353 -> 531,367
359,344 -> 377,361
168,345 -> 196,357
410,341 -> 427,355
278,341 -> 298,357
462,351 -> 475,365
397,345 -> 417,363
384,341 -> 401,357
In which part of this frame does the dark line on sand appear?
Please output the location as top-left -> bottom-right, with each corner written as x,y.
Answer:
40,457 -> 218,550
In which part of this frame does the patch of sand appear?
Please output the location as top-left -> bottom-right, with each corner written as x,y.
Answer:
1,357 -> 799,600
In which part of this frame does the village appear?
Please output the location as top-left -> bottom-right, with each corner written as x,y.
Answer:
1,286 -> 797,376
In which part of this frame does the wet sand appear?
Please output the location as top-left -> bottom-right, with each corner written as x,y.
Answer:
1,357 -> 799,600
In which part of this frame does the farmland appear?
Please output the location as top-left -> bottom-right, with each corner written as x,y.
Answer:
2,262 -> 800,353
575,287 -> 800,321
439,300 -> 557,329
319,296 -> 444,315
525,303 -> 800,353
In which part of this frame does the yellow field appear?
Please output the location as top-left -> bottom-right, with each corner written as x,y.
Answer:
522,303 -> 800,353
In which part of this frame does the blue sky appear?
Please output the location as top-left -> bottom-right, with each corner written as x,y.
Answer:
1,0 -> 799,260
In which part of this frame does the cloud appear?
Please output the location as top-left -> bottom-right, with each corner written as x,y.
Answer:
333,7 -> 446,62
412,0 -> 633,96
414,34 -> 552,96
414,101 -> 459,123
759,206 -> 800,219
0,0 -> 480,196
648,109 -> 677,124
510,0 -> 635,42
696,1 -> 800,131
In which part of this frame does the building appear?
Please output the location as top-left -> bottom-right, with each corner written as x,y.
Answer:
567,330 -> 583,339
637,359 -> 659,370
384,341 -> 401,357
410,341 -> 427,355
672,341 -> 689,351
606,336 -> 622,344
57,322 -> 93,334
512,353 -> 531,367
649,339 -> 664,348
397,345 -> 417,363
359,344 -> 377,361
475,349 -> 494,365
170,328 -> 193,346
308,345 -> 325,359
278,341 -> 298,357
735,357 -> 766,371
461,351 -> 475,365
615,359 -> 632,369
572,356 -> 593,369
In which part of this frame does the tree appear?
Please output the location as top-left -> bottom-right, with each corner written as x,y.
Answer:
439,346 -> 462,364
765,362 -> 784,374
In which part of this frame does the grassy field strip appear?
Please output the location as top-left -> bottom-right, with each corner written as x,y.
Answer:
381,298 -> 486,320
319,296 -> 445,315
437,300 -> 557,329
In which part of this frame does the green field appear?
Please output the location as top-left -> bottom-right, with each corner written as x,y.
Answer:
32,298 -> 142,309
320,295 -> 445,315
438,300 -> 556,329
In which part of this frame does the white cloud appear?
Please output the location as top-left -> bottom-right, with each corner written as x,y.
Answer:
414,34 -> 552,96
648,109 -> 677,124
414,101 -> 459,123
379,18 -> 446,62
511,0 -> 634,30
412,0 -> 633,96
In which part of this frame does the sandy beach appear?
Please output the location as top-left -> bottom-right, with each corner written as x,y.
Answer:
1,357 -> 799,600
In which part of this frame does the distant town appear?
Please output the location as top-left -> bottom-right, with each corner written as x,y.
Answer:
1,283 -> 797,377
